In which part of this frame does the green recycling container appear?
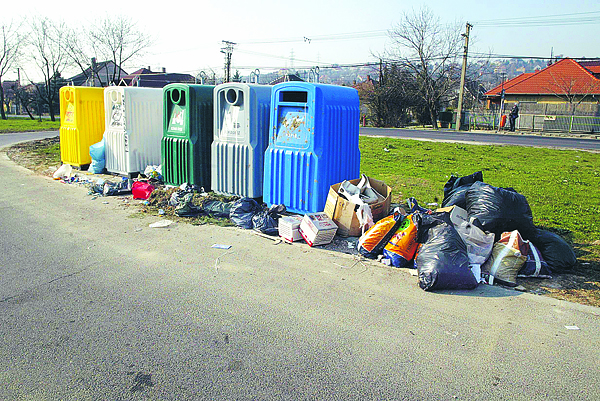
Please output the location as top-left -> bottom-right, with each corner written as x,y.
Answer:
161,84 -> 214,188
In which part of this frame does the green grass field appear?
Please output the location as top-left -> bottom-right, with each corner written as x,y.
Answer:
0,117 -> 60,133
359,136 -> 600,267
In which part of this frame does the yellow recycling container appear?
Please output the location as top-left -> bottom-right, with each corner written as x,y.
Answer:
59,86 -> 105,167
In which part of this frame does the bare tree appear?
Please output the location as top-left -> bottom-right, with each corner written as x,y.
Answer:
26,16 -> 70,121
0,20 -> 23,120
14,85 -> 36,119
546,69 -> 600,115
87,15 -> 153,85
387,6 -> 463,128
62,25 -> 95,83
358,63 -> 417,127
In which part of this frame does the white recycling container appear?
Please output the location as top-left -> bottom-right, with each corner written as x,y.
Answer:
211,83 -> 272,197
103,87 -> 163,176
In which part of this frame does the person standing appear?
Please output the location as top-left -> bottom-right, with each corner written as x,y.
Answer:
509,103 -> 519,132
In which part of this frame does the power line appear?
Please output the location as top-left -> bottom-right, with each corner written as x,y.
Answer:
473,10 -> 600,27
238,30 -> 388,45
474,10 -> 600,23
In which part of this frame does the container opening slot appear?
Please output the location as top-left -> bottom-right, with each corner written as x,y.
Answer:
110,91 -> 120,103
225,88 -> 243,106
170,89 -> 186,105
281,91 -> 307,103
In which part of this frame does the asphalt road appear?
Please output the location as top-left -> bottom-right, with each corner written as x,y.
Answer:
1,139 -> 599,399
360,127 -> 600,151
0,130 -> 59,148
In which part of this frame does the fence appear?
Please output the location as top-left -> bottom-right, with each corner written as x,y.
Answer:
465,111 -> 600,134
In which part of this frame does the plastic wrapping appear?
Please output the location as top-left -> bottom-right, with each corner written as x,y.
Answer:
454,218 -> 495,266
89,139 -> 106,174
414,213 -> 478,291
466,181 -> 536,239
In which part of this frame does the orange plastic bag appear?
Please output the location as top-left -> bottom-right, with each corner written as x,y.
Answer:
358,213 -> 404,259
383,213 -> 419,267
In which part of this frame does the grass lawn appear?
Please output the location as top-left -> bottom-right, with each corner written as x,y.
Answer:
0,117 -> 60,133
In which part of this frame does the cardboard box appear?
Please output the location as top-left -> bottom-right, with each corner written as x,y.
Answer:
298,212 -> 338,246
278,215 -> 304,242
323,176 -> 392,237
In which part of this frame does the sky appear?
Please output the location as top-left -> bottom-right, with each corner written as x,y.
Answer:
2,0 -> 599,82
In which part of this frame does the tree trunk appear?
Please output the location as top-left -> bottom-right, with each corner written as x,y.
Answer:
49,101 -> 56,122
23,105 -> 35,120
430,107 -> 438,129
0,85 -> 6,120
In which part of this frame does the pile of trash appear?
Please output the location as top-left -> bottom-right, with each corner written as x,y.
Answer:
357,171 -> 577,291
52,161 -> 578,293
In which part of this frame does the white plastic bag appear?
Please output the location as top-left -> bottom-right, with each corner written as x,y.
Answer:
53,164 -> 72,180
454,217 -> 495,266
356,203 -> 375,235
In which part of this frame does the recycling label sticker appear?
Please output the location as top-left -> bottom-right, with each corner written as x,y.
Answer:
64,103 -> 75,123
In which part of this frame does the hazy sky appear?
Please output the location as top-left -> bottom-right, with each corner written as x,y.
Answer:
3,0 -> 599,81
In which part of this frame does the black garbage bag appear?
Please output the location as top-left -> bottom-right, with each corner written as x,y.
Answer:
252,204 -> 287,236
202,200 -> 234,219
442,171 -> 483,209
414,212 -> 478,291
103,178 -> 132,196
176,193 -> 202,217
466,181 -> 536,240
528,228 -> 577,273
441,186 -> 470,209
443,171 -> 483,199
169,184 -> 206,207
229,198 -> 262,229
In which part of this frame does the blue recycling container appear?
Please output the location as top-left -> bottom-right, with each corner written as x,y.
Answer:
263,82 -> 361,214
212,83 -> 271,197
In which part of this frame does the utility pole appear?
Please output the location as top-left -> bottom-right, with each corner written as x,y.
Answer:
16,68 -> 21,115
221,41 -> 235,83
455,22 -> 472,132
496,72 -> 506,132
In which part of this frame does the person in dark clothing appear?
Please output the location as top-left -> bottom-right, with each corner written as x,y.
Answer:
509,103 -> 519,132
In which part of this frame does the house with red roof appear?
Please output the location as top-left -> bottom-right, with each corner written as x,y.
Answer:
484,58 -> 600,108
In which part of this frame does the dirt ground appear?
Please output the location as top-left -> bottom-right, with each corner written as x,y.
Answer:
5,136 -> 600,307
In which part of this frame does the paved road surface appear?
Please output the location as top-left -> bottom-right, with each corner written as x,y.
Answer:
361,127 -> 600,151
0,130 -> 59,148
1,140 -> 599,399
